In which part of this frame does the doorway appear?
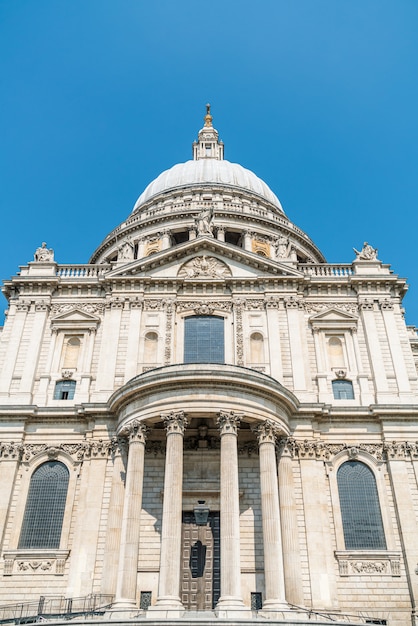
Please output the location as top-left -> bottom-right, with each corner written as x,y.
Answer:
181,512 -> 220,610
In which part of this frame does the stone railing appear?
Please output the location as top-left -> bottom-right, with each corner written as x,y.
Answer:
299,264 -> 354,277
57,264 -> 111,279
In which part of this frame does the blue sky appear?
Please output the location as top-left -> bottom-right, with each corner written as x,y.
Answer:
1,1 -> 418,324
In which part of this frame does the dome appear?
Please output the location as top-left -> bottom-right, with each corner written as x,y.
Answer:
132,159 -> 284,214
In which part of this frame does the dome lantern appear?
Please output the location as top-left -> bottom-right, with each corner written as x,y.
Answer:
192,104 -> 224,161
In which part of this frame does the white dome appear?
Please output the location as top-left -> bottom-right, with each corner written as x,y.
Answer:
132,159 -> 284,214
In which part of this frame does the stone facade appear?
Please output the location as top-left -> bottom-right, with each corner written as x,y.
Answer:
0,108 -> 417,625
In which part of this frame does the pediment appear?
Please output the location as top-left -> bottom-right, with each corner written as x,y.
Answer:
309,307 -> 358,330
105,237 -> 304,281
50,307 -> 101,331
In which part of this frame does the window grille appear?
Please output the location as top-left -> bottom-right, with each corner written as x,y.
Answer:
54,380 -> 76,400
140,592 -> 152,610
18,461 -> 69,549
184,316 -> 224,364
332,379 -> 354,399
337,461 -> 386,550
251,592 -> 262,610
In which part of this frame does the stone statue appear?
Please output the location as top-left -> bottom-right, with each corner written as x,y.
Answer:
194,207 -> 214,236
353,242 -> 378,261
34,242 -> 54,262
275,235 -> 290,259
117,237 -> 134,262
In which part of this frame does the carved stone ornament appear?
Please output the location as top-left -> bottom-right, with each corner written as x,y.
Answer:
176,300 -> 232,313
380,298 -> 394,311
17,440 -> 114,463
178,256 -> 231,279
335,369 -> 347,379
4,550 -> 69,576
335,552 -> 400,577
304,302 -> 359,315
284,296 -> 304,310
119,420 -> 148,444
162,410 -> 188,435
50,303 -> 105,315
217,410 -> 243,436
252,420 -> 282,445
279,438 -> 385,462
61,369 -> 74,379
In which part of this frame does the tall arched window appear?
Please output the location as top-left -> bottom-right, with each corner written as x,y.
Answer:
184,316 -> 224,364
18,461 -> 69,549
337,461 -> 386,550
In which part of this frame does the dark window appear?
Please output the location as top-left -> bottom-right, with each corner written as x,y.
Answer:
332,379 -> 354,399
337,461 -> 386,550
172,230 -> 189,245
54,380 -> 76,400
224,231 -> 242,247
18,461 -> 69,549
184,316 -> 224,364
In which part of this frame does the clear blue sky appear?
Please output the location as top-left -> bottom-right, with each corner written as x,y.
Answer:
1,1 -> 418,324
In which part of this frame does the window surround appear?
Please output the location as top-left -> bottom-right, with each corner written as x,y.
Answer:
176,310 -> 233,365
4,451 -> 78,576
326,449 -> 400,577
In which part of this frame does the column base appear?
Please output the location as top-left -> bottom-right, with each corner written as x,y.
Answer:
106,600 -> 139,619
147,596 -> 185,618
258,599 -> 289,618
215,596 -> 252,619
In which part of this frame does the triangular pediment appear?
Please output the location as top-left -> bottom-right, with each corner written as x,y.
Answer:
105,237 -> 304,280
309,307 -> 358,330
50,307 -> 101,330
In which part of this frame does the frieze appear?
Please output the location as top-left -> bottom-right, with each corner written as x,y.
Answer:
304,302 -> 359,315
246,299 -> 265,310
50,303 -> 105,315
335,552 -> 400,578
144,299 -> 163,311
3,550 -> 69,576
34,301 -> 49,312
15,440 -> 114,463
280,439 -> 385,462
0,442 -> 24,460
176,300 -> 232,313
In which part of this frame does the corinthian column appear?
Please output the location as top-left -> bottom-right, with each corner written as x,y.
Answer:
154,410 -> 187,610
216,410 -> 246,614
253,421 -> 287,610
114,421 -> 148,608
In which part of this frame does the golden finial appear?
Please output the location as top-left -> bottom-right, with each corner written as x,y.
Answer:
204,103 -> 213,127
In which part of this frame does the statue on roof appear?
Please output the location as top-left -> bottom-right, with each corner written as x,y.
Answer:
195,206 -> 214,237
34,242 -> 54,262
353,242 -> 378,261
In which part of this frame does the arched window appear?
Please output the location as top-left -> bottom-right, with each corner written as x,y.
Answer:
337,461 -> 386,550
184,316 -> 224,364
250,332 -> 264,363
54,380 -> 76,400
144,331 -> 158,363
63,336 -> 81,369
332,379 -> 354,399
18,461 -> 69,549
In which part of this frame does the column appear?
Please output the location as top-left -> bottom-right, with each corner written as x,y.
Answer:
277,439 -> 304,606
153,410 -> 187,610
216,410 -> 246,614
113,421 -> 147,608
254,421 -> 287,610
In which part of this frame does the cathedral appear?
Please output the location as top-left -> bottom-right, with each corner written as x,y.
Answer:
0,107 -> 417,626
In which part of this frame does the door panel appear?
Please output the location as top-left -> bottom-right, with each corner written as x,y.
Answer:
181,512 -> 220,610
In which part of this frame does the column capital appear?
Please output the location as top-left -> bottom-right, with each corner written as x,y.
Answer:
120,420 -> 148,445
217,410 -> 243,436
161,410 -> 188,435
253,419 -> 282,445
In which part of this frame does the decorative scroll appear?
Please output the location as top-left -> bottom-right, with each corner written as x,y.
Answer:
3,550 -> 69,576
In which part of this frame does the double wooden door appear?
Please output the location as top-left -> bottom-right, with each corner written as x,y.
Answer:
181,512 -> 220,610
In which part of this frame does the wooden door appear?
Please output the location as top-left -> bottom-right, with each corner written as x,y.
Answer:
181,512 -> 220,610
